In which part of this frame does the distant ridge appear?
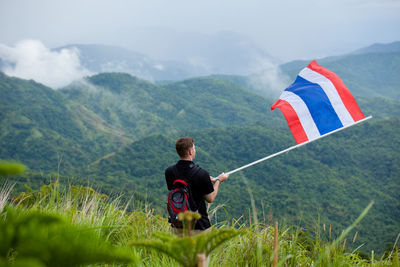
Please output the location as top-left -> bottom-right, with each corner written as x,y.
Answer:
279,41 -> 400,100
351,41 -> 400,55
56,44 -> 192,81
54,31 -> 276,81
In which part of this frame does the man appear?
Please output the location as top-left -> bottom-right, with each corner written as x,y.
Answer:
165,137 -> 229,230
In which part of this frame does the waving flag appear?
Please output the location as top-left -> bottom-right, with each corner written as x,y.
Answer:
227,60 -> 371,175
271,60 -> 365,144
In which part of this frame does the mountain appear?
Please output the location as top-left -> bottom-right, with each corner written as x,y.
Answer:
351,41 -> 400,55
56,32 -> 275,81
0,72 -> 132,171
2,61 -> 399,172
61,73 -> 284,138
149,31 -> 276,75
56,44 -> 193,81
1,71 -> 283,171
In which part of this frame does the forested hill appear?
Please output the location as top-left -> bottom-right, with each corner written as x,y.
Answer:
62,73 -> 283,137
2,70 -> 399,172
0,72 -> 282,171
0,72 -> 132,171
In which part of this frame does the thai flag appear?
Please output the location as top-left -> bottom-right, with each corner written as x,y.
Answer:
271,60 -> 365,144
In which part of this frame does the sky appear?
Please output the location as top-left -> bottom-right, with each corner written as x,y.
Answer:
1,0 -> 399,61
0,0 -> 399,88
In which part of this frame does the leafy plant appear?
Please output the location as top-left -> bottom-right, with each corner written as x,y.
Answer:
130,227 -> 243,267
0,206 -> 133,266
0,161 -> 25,177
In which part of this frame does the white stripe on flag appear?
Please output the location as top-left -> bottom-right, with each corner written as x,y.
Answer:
299,67 -> 354,126
280,91 -> 320,140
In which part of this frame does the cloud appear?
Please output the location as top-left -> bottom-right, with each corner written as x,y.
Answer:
0,39 -> 92,88
247,58 -> 291,98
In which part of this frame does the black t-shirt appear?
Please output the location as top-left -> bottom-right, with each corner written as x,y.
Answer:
165,160 -> 214,230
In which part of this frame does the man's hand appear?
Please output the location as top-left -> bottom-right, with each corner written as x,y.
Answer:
218,172 -> 229,182
206,172 -> 229,203
211,172 -> 229,183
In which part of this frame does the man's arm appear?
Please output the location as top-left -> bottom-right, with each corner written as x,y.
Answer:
204,173 -> 229,203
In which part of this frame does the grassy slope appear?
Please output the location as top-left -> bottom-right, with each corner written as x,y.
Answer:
3,182 -> 397,266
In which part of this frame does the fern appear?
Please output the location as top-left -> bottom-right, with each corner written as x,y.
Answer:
130,228 -> 243,267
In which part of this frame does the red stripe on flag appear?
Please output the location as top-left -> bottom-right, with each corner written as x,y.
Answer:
307,60 -> 365,122
271,99 -> 309,144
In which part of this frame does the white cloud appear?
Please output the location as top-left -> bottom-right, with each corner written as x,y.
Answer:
0,39 -> 92,88
248,59 -> 291,98
153,64 -> 164,71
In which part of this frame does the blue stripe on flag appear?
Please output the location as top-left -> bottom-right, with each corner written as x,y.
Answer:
285,76 -> 343,135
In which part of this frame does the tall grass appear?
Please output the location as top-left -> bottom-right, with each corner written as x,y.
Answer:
1,180 -> 399,266
0,181 -> 14,212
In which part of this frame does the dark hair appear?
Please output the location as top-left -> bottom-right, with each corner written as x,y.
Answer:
175,137 -> 194,158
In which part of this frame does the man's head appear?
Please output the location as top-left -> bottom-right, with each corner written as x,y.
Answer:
176,137 -> 196,160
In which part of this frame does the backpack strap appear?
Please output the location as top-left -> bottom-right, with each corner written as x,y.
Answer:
173,179 -> 188,186
171,164 -> 200,187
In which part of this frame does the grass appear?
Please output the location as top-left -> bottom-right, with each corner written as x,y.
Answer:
0,179 -> 399,266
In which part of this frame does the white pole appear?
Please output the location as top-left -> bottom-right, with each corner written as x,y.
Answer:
226,116 -> 372,175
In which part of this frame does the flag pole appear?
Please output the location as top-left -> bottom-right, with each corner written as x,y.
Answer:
226,116 -> 372,175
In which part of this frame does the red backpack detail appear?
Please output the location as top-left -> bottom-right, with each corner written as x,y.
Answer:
167,165 -> 199,228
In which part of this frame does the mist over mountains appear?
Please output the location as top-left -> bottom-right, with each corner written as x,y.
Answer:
0,40 -> 92,88
1,34 -> 399,95
60,31 -> 278,81
0,32 -> 278,87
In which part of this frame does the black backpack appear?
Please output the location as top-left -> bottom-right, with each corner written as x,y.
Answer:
167,165 -> 200,228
